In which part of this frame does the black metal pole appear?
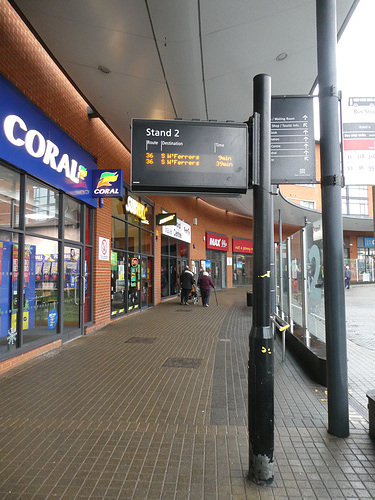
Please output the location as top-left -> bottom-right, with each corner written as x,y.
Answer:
278,210 -> 283,317
270,193 -> 275,316
248,73 -> 274,485
316,0 -> 349,437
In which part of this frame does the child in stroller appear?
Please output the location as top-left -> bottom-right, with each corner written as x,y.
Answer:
188,284 -> 200,305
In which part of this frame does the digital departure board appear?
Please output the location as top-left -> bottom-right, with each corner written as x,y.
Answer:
131,119 -> 248,195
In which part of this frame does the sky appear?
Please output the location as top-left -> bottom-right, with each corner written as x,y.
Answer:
337,0 -> 375,98
337,0 -> 375,186
314,0 -> 375,139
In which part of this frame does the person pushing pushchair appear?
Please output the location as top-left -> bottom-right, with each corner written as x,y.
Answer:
180,266 -> 195,305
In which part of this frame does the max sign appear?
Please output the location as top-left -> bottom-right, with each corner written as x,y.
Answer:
206,232 -> 229,251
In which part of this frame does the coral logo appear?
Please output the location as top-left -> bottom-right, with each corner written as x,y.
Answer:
79,166 -> 88,180
97,171 -> 119,188
92,169 -> 123,197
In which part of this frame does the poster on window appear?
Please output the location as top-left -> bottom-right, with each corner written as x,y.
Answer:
99,237 -> 110,261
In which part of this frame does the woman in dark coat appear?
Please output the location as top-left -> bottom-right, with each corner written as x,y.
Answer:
198,271 -> 215,307
180,267 -> 195,305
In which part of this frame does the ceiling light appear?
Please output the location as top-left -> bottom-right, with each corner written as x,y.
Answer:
276,52 -> 288,62
98,65 -> 111,74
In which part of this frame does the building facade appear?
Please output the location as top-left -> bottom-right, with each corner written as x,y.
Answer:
2,1 -> 371,373
0,2 -> 302,372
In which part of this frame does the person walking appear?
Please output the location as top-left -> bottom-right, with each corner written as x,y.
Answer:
345,265 -> 351,289
198,271 -> 215,307
180,266 -> 195,305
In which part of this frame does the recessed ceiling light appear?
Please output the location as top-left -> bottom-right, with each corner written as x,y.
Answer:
98,65 -> 111,74
276,52 -> 288,62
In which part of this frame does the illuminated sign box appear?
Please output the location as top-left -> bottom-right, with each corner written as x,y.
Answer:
156,213 -> 177,226
131,119 -> 248,195
0,74 -> 97,207
206,232 -> 228,251
92,169 -> 123,197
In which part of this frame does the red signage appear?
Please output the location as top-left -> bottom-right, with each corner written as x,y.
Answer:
344,139 -> 375,151
12,245 -> 18,282
232,238 -> 253,254
24,249 -> 30,283
206,232 -> 229,251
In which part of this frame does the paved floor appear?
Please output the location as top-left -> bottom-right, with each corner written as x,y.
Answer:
0,286 -> 374,499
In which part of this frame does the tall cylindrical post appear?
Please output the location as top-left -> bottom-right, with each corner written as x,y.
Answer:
248,73 -> 274,485
316,0 -> 349,437
278,210 -> 284,318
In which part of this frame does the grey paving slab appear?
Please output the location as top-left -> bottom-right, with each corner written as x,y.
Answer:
0,287 -> 374,499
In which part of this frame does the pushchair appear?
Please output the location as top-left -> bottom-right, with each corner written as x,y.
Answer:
188,284 -> 200,305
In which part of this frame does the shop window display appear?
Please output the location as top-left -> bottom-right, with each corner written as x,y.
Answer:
111,189 -> 153,316
24,236 -> 59,344
233,254 -> 253,286
128,254 -> 140,311
0,233 -> 19,353
0,160 -> 94,357
111,250 -> 126,316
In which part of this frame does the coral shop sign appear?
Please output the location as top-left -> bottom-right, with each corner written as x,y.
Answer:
92,169 -> 123,197
0,74 -> 97,207
206,232 -> 228,251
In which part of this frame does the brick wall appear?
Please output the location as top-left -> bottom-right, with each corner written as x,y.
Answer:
0,1 -> 131,333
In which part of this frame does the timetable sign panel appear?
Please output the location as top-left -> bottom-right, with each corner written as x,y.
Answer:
271,97 -> 316,184
342,96 -> 375,186
131,119 -> 248,195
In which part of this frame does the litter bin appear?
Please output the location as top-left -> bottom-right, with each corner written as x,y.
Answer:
247,291 -> 253,307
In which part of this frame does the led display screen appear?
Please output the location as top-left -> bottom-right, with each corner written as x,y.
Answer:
131,119 -> 248,195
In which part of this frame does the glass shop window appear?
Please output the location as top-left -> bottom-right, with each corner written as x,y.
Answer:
0,164 -> 21,230
25,179 -> 59,238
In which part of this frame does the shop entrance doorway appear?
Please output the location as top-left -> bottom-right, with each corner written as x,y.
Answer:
141,257 -> 153,308
62,245 -> 84,341
211,260 -> 222,289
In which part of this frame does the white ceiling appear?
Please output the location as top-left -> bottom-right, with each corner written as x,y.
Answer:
11,0 -> 372,231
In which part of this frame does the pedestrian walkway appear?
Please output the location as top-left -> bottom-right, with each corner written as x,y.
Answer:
0,286 -> 374,499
